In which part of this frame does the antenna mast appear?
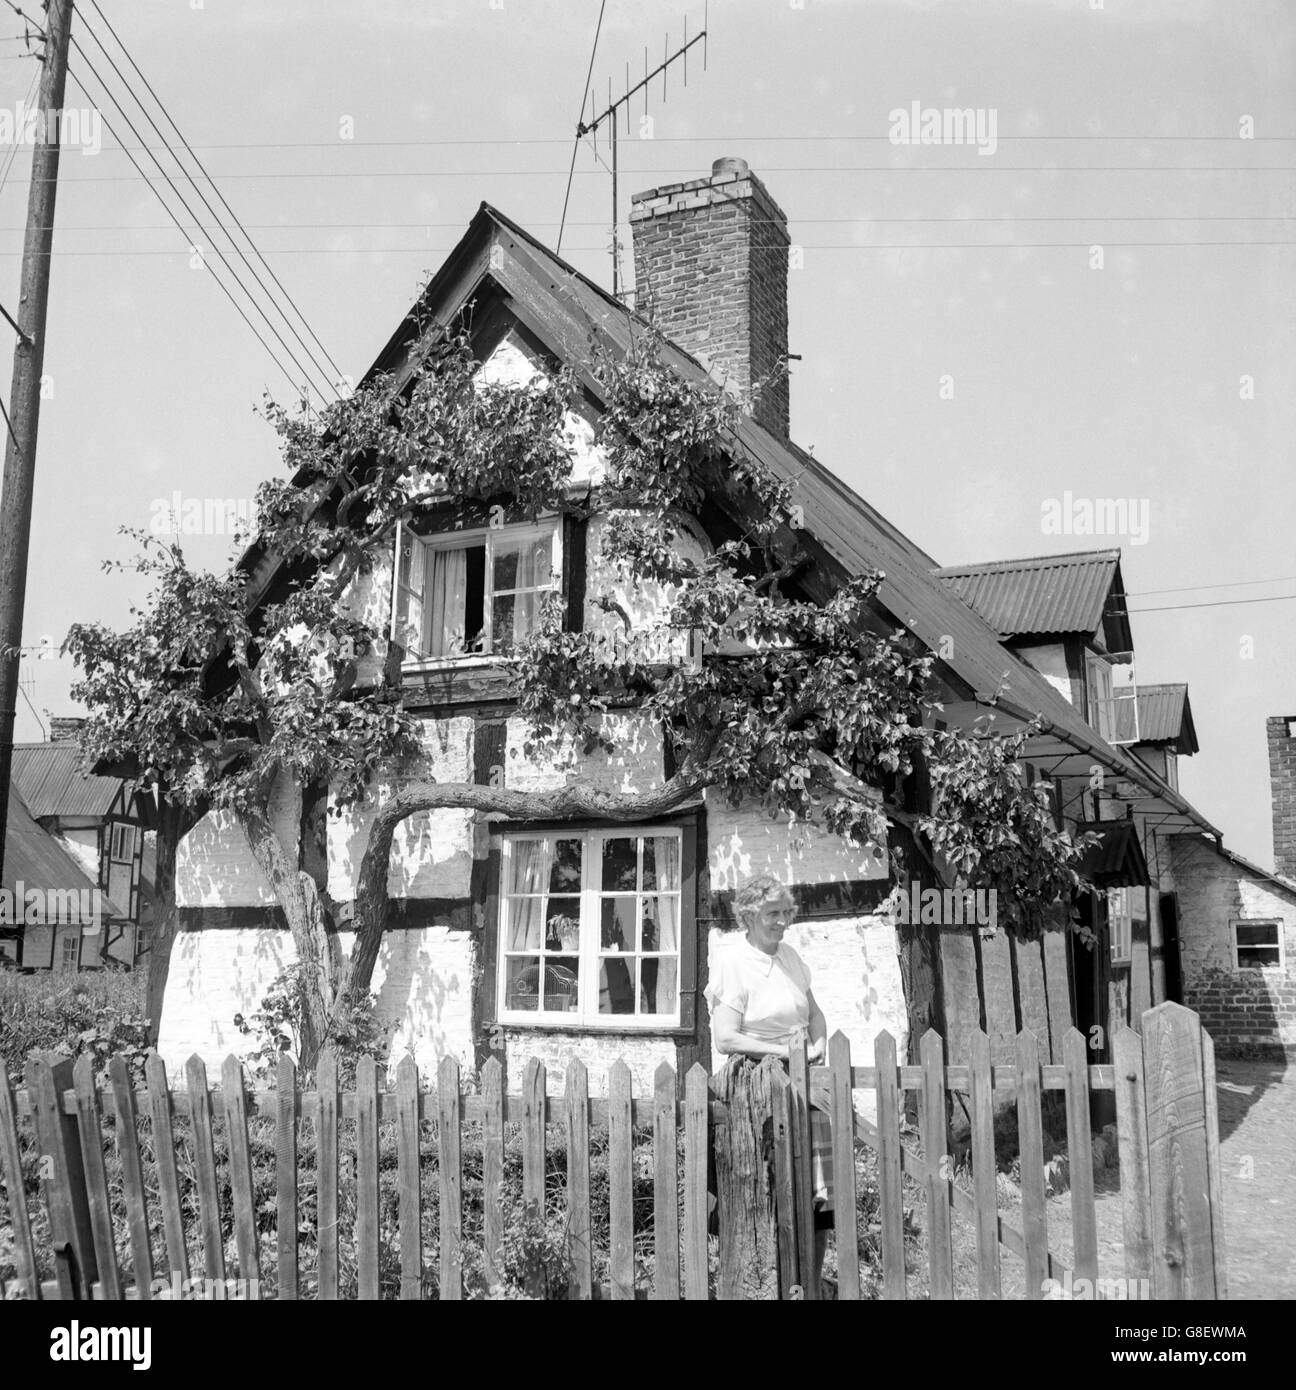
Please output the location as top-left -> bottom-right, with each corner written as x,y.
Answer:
573,4 -> 709,299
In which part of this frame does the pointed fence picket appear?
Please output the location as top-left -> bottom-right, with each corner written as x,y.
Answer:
0,1003 -> 1225,1301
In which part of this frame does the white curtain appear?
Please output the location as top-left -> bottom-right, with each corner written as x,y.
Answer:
505,840 -> 546,951
428,547 -> 468,657
493,533 -> 551,653
650,835 -> 680,953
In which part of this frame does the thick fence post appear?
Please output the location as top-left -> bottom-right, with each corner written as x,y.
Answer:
1141,1002 -> 1220,1299
713,1056 -> 782,1300
25,1053 -> 96,1298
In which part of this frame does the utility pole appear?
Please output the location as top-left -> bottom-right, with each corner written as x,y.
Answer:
0,0 -> 75,885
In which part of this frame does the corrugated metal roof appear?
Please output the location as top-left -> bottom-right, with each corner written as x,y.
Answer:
933,550 -> 1129,647
3,787 -> 126,920
10,742 -> 125,819
1136,684 -> 1198,754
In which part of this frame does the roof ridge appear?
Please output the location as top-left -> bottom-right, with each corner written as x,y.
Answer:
934,548 -> 1122,575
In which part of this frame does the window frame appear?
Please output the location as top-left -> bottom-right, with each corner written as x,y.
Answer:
60,933 -> 80,971
109,822 -> 136,865
1107,885 -> 1144,965
494,823 -> 692,1032
392,517 -> 562,667
1230,918 -> 1285,972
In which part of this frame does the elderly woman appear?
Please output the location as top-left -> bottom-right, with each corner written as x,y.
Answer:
705,873 -> 834,1287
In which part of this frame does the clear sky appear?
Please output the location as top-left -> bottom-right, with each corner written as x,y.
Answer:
2,0 -> 1292,869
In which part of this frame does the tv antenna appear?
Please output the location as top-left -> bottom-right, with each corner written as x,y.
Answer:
558,4 -> 709,300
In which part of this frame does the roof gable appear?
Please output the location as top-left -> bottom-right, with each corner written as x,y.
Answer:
1135,683 -> 1198,755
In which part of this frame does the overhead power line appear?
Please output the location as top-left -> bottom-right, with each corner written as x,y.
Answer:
73,7 -> 339,400
66,36 -> 335,402
1130,574 -> 1296,598
33,133 -> 1296,149
10,164 -> 1296,186
65,62 -> 315,401
1,215 -> 1294,233
84,0 -> 343,385
1128,593 -> 1296,614
4,240 -> 1290,258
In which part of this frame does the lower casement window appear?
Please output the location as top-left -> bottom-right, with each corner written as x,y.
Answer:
497,826 -> 685,1028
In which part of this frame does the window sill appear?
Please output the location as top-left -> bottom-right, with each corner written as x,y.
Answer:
402,655 -> 503,672
498,1019 -> 689,1038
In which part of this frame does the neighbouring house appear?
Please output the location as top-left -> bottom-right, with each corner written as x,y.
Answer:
1,786 -> 127,971
154,157 -> 1234,1091
1168,717 -> 1296,1059
934,553 -> 1219,1057
7,723 -> 154,969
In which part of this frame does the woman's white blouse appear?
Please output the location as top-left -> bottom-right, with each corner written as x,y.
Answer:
705,935 -> 814,1044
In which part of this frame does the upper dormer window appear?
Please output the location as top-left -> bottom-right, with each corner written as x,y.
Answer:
393,519 -> 561,661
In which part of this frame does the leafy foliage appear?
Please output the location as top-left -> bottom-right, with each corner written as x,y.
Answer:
63,304 -> 1098,1071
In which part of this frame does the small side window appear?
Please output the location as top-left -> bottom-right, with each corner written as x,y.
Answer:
1231,919 -> 1284,971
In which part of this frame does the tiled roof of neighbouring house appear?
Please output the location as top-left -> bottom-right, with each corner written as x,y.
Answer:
933,549 -> 1131,650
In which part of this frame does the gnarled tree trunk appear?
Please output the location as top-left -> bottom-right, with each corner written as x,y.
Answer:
236,796 -> 341,1071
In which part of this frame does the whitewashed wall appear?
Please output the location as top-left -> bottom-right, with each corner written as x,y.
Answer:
156,923 -> 474,1084
328,717 -> 475,901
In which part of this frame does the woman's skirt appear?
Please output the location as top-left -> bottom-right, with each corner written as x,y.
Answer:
810,1104 -> 835,1222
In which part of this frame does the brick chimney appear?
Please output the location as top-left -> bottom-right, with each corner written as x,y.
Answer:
1269,715 -> 1296,878
629,157 -> 791,438
48,716 -> 85,744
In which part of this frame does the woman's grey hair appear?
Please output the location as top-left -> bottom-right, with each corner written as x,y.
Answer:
733,874 -> 794,928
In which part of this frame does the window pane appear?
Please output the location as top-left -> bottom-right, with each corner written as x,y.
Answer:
507,840 -> 546,895
1236,923 -> 1279,947
602,838 -> 638,892
494,533 -> 552,591
543,898 -> 581,952
505,956 -> 541,1010
492,592 -> 549,655
599,958 -> 636,1015
642,958 -> 677,1014
549,839 -> 582,894
642,896 -> 679,953
1237,947 -> 1281,969
601,895 -> 637,951
541,957 -> 579,1013
643,836 -> 679,892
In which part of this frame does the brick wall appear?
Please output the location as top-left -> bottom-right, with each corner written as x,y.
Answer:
1170,835 -> 1296,1059
630,157 -> 791,438
1268,715 -> 1296,878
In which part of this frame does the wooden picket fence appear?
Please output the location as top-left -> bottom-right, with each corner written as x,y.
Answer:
0,1002 -> 1226,1300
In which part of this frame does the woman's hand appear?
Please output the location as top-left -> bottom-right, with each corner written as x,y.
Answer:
806,1035 -> 826,1064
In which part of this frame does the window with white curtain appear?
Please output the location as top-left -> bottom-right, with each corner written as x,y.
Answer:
393,519 -> 560,661
497,827 -> 684,1027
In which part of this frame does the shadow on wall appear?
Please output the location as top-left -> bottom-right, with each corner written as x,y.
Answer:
1212,1057 -> 1290,1146
375,933 -> 458,1072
